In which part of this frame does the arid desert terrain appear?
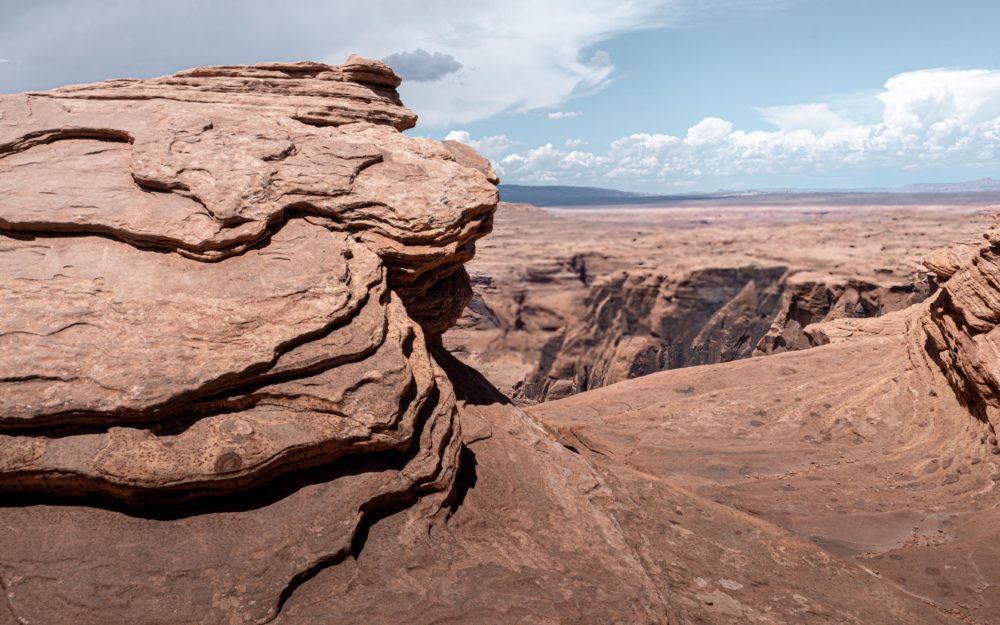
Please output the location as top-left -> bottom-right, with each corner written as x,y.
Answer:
446,196 -> 995,401
3,56 -> 1000,625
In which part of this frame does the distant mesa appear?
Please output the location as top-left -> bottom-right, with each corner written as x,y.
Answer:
499,178 -> 1000,207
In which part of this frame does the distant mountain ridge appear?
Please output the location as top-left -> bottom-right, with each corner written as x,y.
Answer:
499,178 -> 1000,207
498,184 -> 738,206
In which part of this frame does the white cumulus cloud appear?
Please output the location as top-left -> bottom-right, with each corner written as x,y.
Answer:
565,138 -> 588,148
0,0 -> 792,128
548,111 -> 583,120
756,103 -> 854,132
444,130 -> 519,158
493,67 -> 1000,187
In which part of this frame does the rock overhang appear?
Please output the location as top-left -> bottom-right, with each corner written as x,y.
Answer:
0,55 -> 498,509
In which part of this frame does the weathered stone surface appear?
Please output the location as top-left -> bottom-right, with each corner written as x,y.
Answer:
923,247 -> 966,281
0,58 -> 497,335
804,306 -> 913,345
923,216 -> 1000,427
272,341 -> 971,625
4,56 -> 998,625
0,219 -> 379,429
528,308 -> 997,623
0,56 -> 491,624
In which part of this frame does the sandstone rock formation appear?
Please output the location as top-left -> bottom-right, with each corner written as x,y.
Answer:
1,58 -> 996,625
923,217 -> 1000,429
527,221 -> 1000,622
0,57 -> 494,624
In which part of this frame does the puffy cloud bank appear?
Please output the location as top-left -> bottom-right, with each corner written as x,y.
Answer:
478,68 -> 1000,187
443,131 -> 518,159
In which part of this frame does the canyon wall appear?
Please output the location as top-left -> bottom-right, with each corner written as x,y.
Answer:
446,202 -> 974,402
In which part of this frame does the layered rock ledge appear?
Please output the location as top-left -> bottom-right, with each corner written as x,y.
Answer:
0,57 -> 495,624
923,218 -> 1000,431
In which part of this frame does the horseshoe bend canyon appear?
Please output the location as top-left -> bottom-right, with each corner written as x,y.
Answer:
3,55 -> 1000,625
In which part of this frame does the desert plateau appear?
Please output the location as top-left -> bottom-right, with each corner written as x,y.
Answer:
4,2 -> 1000,624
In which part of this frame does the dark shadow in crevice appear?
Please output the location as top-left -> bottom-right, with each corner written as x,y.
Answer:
0,127 -> 133,157
0,444 -> 401,519
270,547 -> 349,622
430,345 -> 511,407
0,385 -> 443,520
446,446 -> 478,516
270,488 -> 423,622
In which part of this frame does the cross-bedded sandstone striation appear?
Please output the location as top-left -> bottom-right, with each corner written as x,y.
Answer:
923,217 -> 1000,431
0,57 -> 494,624
0,55 -> 497,336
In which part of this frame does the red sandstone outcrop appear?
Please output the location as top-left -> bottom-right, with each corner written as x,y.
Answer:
1,58 -> 996,625
0,57 -> 494,624
0,56 -> 495,336
923,217 -> 1000,430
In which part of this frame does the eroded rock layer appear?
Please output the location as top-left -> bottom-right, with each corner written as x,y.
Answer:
0,57 -> 494,624
523,265 -> 933,401
923,217 -> 1000,430
0,56 -> 497,336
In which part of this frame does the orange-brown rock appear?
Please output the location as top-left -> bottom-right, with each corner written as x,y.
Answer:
3,57 -> 998,625
0,57 -> 496,336
526,307 -> 1000,623
0,57 -> 491,624
923,216 -> 1000,429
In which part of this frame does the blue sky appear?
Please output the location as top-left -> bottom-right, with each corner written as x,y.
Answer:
2,0 -> 999,191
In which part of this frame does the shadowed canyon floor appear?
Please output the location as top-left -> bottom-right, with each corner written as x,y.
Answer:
2,57 -> 999,625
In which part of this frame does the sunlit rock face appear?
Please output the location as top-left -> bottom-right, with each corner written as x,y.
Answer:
0,56 -> 496,624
